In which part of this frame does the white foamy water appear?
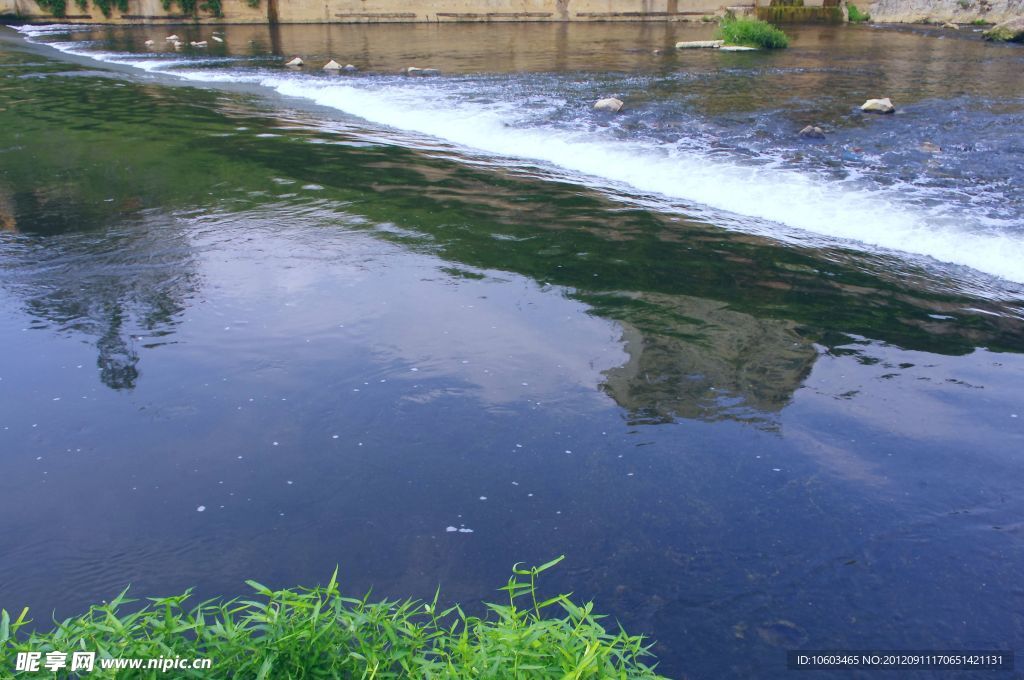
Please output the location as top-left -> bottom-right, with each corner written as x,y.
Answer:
16,26 -> 1024,285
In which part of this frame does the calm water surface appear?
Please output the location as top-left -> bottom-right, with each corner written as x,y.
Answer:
1,22 -> 1023,678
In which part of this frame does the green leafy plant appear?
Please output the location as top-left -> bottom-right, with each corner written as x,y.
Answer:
92,0 -> 128,17
847,3 -> 871,21
970,18 -> 988,24
716,15 -> 791,48
35,0 -> 158,17
2,557 -> 666,678
159,0 -> 223,17
32,0 -> 68,16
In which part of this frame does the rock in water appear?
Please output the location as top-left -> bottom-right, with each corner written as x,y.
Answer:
144,39 -> 155,46
942,22 -> 959,29
983,17 -> 1024,42
343,64 -> 358,71
861,97 -> 895,114
799,125 -> 825,139
405,66 -> 422,75
165,34 -> 179,41
323,59 -> 342,71
211,35 -> 224,43
190,41 -> 207,47
719,45 -> 759,51
594,97 -> 624,112
676,40 -> 724,49
285,57 -> 304,67
919,141 -> 942,153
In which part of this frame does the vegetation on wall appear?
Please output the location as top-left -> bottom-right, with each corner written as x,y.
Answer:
34,0 -> 258,17
847,3 -> 871,21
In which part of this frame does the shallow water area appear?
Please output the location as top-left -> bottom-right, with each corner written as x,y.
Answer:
1,22 -> 1023,679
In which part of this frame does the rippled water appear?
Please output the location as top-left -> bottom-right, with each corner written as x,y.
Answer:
17,21 -> 1024,286
1,23 -> 1023,679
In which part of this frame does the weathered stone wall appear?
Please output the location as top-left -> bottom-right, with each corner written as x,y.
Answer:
867,0 -> 1023,23
9,0 -> 266,22
9,0 -> 734,23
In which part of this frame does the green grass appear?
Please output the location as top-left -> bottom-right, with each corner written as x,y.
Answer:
970,18 -> 988,25
716,16 -> 791,49
1,557 -> 666,679
847,3 -> 871,22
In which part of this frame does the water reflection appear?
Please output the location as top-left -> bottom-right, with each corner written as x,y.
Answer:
602,292 -> 816,426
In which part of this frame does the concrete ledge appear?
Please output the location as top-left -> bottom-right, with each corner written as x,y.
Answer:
7,0 -> 730,24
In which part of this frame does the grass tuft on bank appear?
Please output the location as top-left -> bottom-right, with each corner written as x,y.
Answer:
716,16 -> 791,49
1,557 -> 666,678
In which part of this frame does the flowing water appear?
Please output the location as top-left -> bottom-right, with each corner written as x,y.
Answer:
1,20 -> 1023,678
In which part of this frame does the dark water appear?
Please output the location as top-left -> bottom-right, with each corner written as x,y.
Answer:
1,22 -> 1023,679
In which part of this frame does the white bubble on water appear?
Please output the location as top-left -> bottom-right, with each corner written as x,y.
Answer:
196,505 -> 206,512
446,526 -> 458,532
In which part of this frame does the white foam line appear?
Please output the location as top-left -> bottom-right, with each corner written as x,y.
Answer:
16,27 -> 1024,285
257,76 -> 1024,284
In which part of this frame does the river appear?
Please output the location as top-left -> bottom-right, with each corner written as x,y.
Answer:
1,21 -> 1022,678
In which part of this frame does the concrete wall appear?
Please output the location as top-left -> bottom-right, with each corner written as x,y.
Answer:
867,0 -> 1023,23
9,0 -> 737,23
277,0 -> 720,23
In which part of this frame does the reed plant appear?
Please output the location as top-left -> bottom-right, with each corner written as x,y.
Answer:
1,557 -> 665,678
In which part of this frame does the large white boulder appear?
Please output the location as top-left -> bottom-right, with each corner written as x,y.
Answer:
594,97 -> 624,113
285,57 -> 304,67
861,97 -> 895,114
